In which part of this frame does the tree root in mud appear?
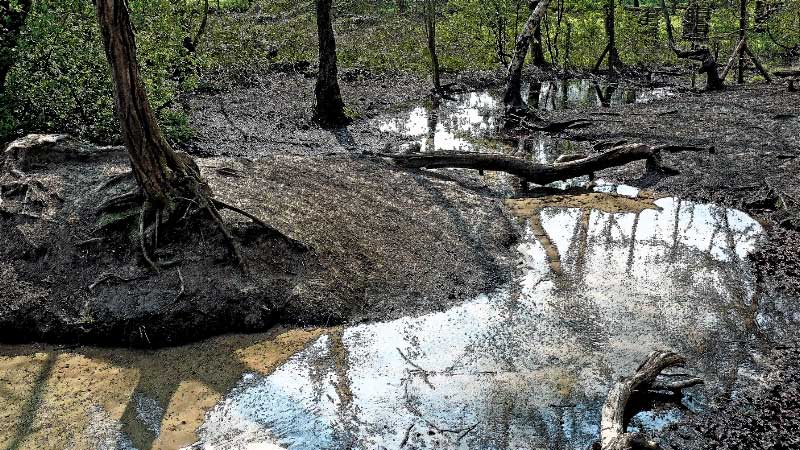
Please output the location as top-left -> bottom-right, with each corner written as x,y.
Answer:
2,135 -> 306,275
94,177 -> 308,275
391,143 -> 713,186
598,351 -> 703,450
98,188 -> 264,274
0,168 -> 53,216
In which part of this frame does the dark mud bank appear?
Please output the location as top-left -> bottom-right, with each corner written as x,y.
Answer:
0,135 -> 517,347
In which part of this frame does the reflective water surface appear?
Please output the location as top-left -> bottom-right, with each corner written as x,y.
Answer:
187,192 -> 765,450
0,188 -> 776,450
524,79 -> 675,110
378,92 -> 500,153
376,81 -> 673,154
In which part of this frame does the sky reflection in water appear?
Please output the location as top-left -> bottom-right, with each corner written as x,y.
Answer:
190,192 -> 763,450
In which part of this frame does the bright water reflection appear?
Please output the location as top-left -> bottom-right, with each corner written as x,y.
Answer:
189,192 -> 764,450
378,92 -> 500,153
524,80 -> 675,110
376,82 -> 673,154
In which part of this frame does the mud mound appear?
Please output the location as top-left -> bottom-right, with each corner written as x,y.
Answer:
0,136 -> 516,347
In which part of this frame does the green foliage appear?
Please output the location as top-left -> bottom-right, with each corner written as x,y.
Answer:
2,0 -> 798,146
4,0 -> 206,144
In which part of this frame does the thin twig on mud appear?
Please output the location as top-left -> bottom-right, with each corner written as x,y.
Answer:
175,268 -> 185,300
213,199 -> 309,251
89,272 -> 147,291
76,237 -> 105,247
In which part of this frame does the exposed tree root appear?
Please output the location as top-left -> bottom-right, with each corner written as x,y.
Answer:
94,176 -> 305,274
203,199 -> 247,270
599,351 -> 703,450
138,202 -> 161,273
88,271 -> 148,291
97,189 -> 142,214
391,143 -> 713,186
95,170 -> 134,192
505,114 -> 593,132
212,199 -> 308,251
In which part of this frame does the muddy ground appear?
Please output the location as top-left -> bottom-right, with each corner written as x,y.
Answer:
2,66 -> 800,447
0,133 -> 515,346
186,67 -> 800,297
181,69 -> 800,447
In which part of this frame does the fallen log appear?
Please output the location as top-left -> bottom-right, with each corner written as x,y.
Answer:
773,69 -> 800,92
391,143 -> 713,186
600,351 -> 703,450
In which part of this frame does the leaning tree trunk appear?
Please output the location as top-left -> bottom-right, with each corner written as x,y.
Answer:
503,0 -> 551,114
96,0 -> 300,271
530,0 -> 547,67
314,0 -> 349,127
659,0 -> 723,90
95,0 -> 205,208
0,0 -> 33,95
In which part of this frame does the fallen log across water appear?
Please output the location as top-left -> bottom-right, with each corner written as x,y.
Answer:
391,143 -> 714,186
599,351 -> 703,450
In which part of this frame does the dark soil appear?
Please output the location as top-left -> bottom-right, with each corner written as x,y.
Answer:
662,345 -> 800,450
2,67 -> 799,446
0,135 -> 516,347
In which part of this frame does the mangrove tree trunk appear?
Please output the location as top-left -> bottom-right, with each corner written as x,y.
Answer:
314,0 -> 349,127
503,0 -> 551,114
95,0 -> 205,208
424,0 -> 441,93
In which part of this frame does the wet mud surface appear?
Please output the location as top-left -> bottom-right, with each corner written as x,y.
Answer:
0,135 -> 515,346
2,70 -> 800,448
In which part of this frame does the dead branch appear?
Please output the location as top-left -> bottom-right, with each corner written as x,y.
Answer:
391,143 -> 712,186
519,118 -> 593,132
600,351 -> 702,450
658,0 -> 722,90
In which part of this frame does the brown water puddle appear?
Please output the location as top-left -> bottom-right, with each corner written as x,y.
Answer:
0,328 -> 326,450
